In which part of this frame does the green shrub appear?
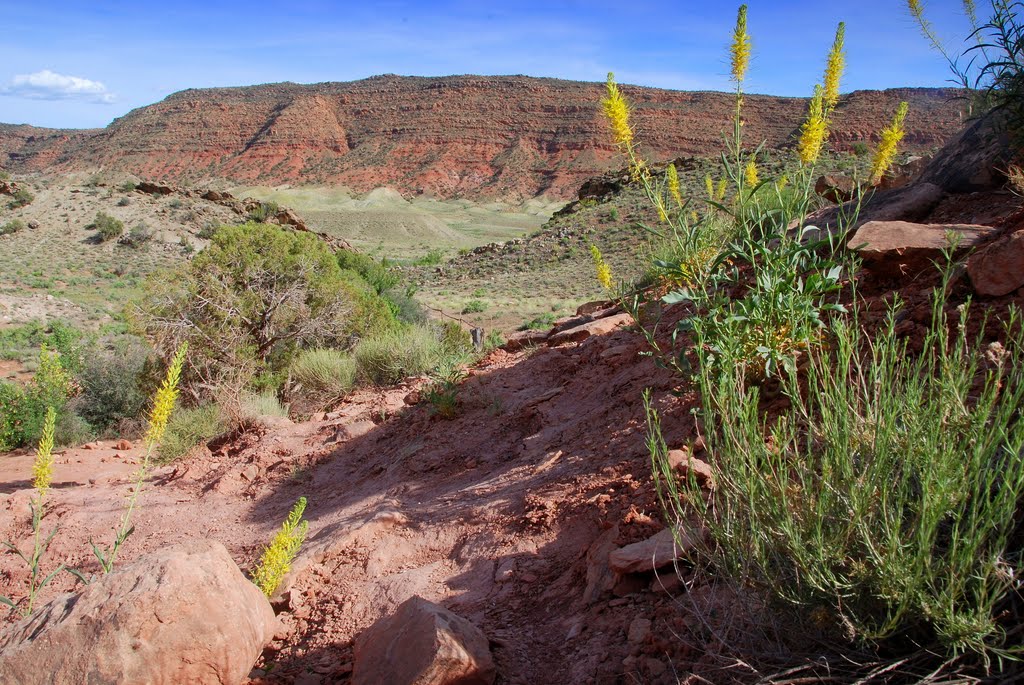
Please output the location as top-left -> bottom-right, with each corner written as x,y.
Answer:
55,411 -> 94,447
239,391 -> 289,422
851,141 -> 870,157
119,181 -> 137,192
88,212 -> 124,242
1,219 -> 26,236
337,250 -> 399,295
247,201 -> 279,222
8,187 -> 33,208
116,197 -> 130,207
518,312 -> 557,331
121,223 -> 152,249
413,248 -> 444,266
290,348 -> 356,401
0,381 -> 25,451
157,404 -> 226,463
649,286 -> 1024,657
354,325 -> 442,386
383,287 -> 428,325
461,299 -> 486,314
71,340 -> 152,431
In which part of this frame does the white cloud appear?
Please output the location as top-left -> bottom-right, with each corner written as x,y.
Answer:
1,70 -> 116,103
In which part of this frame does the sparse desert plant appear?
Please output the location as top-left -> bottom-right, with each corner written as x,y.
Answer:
157,403 -> 226,463
354,324 -> 443,386
1007,162 -> 1024,194
118,181 -> 137,193
290,348 -> 357,407
251,496 -> 308,597
71,339 -> 152,432
851,140 -> 870,157
518,312 -> 557,331
238,391 -> 289,424
423,359 -> 467,420
88,212 -> 124,242
116,197 -> 130,207
414,248 -> 444,266
8,187 -> 33,209
0,219 -> 26,235
91,343 -> 186,573
120,222 -> 152,249
337,250 -> 400,295
247,200 -> 279,222
1,408 -> 65,616
461,299 -> 486,314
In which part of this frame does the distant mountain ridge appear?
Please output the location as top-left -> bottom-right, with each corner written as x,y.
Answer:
0,75 -> 966,200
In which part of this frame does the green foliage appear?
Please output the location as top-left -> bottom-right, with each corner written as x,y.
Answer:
424,359 -> 467,420
337,250 -> 400,295
132,222 -> 363,400
71,339 -> 152,432
518,312 -> 557,331
413,248 -> 444,266
156,404 -> 226,463
252,496 -> 308,597
247,200 -> 279,223
651,290 -> 1024,656
118,181 -> 137,193
120,223 -> 152,249
88,212 -> 124,242
8,187 -> 33,209
461,299 -> 486,314
354,324 -> 443,386
290,348 -> 357,408
238,391 -> 289,423
0,382 -> 25,452
382,287 -> 428,325
116,197 -> 130,207
851,141 -> 870,157
1,219 -> 26,235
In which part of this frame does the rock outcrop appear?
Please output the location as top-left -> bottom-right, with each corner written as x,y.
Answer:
353,596 -> 495,685
1,76 -> 964,200
0,540 -> 277,685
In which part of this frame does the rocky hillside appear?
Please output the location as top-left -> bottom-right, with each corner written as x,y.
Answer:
1,75 -> 966,200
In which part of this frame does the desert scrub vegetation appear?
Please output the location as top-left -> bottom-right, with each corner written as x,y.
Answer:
157,403 -> 227,463
353,324 -> 446,386
7,186 -> 33,209
0,219 -> 26,235
88,212 -> 125,242
252,496 -> 308,597
601,1 -> 1024,673
289,348 -> 357,411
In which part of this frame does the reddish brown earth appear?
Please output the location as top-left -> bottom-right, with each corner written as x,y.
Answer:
1,75 -> 965,200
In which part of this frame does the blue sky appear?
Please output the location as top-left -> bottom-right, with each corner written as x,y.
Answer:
0,1 -> 979,129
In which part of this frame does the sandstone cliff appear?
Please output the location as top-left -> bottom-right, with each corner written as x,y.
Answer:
1,75 -> 965,199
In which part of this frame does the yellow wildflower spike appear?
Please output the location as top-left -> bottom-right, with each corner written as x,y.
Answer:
715,178 -> 728,202
704,174 -> 715,201
798,84 -> 827,165
744,159 -> 760,188
602,72 -> 634,151
144,343 -> 187,450
823,23 -> 846,112
666,163 -> 683,206
870,101 -> 909,185
730,5 -> 751,85
589,245 -> 614,290
252,496 -> 309,597
776,174 -> 789,190
31,407 -> 56,499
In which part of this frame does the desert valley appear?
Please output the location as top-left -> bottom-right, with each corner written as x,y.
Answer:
0,3 -> 1023,684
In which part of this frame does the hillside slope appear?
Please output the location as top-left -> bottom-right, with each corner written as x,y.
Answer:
1,75 -> 965,200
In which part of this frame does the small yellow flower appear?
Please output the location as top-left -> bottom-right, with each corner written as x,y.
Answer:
798,85 -> 828,165
704,174 -> 715,201
144,343 -> 187,449
31,407 -> 56,499
744,159 -> 760,188
715,178 -> 728,202
602,72 -> 634,151
590,245 -> 614,290
730,5 -> 751,85
870,101 -> 909,184
777,174 -> 789,190
666,163 -> 683,206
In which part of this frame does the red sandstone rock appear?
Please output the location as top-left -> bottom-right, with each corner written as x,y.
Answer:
0,540 -> 276,685
547,312 -> 632,346
850,220 -> 996,276
968,229 -> 1024,296
353,596 -> 495,685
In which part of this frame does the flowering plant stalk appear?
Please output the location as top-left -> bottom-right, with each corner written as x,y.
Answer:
90,342 -> 187,574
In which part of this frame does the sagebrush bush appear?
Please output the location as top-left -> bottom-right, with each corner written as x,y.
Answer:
290,348 -> 356,401
71,340 -> 152,432
89,212 -> 124,242
0,219 -> 26,236
238,391 -> 289,424
354,324 -> 443,386
157,404 -> 226,463
8,187 -> 33,208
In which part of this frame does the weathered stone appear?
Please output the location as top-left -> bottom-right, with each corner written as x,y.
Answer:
575,300 -> 615,316
666,449 -> 714,489
503,329 -> 548,352
0,540 -> 277,685
353,596 -> 495,685
627,617 -> 651,644
850,220 -> 996,277
547,312 -> 632,346
815,174 -> 857,203
968,229 -> 1024,296
582,525 -> 619,604
136,181 -> 175,195
608,528 -> 699,575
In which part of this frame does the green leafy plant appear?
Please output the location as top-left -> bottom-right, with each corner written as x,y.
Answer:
88,212 -> 124,242
0,408 -> 63,616
252,496 -> 309,597
156,403 -> 226,463
8,187 -> 33,209
354,324 -> 443,386
461,299 -> 486,314
247,200 -> 279,222
1,219 -> 26,235
423,359 -> 467,420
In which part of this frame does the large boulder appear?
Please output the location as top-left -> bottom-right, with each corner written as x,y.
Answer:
968,228 -> 1024,296
0,539 -> 276,685
353,596 -> 495,685
850,220 -> 996,277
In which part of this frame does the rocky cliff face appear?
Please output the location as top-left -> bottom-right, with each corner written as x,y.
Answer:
2,75 -> 966,200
